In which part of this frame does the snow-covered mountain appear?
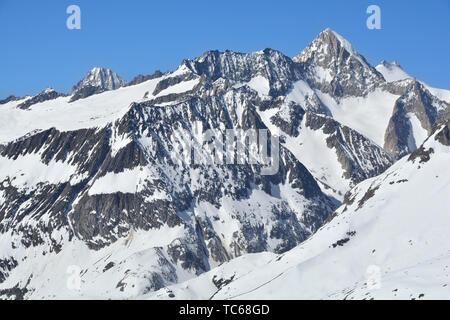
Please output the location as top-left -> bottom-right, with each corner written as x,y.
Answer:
70,67 -> 127,102
376,60 -> 411,82
0,28 -> 449,299
147,113 -> 450,300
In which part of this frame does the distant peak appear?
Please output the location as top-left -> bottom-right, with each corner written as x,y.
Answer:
73,67 -> 127,93
376,60 -> 411,82
294,28 -> 369,68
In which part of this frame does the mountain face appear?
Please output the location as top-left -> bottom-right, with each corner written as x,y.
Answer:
73,67 -> 127,92
0,28 -> 449,299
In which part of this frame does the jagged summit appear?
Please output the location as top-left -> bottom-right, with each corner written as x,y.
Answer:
17,87 -> 64,109
72,67 -> 127,93
376,60 -> 411,82
180,48 -> 300,97
293,28 -> 384,97
294,28 -> 369,67
42,87 -> 56,94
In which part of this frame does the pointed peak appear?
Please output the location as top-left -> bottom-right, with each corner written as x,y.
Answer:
294,29 -> 368,65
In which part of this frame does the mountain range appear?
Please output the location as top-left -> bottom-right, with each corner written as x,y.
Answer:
0,28 -> 449,300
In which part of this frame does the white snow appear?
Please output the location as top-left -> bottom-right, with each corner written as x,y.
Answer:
422,84 -> 450,105
376,60 -> 450,105
376,61 -> 412,82
329,29 -> 369,68
0,225 -> 190,299
88,166 -> 161,196
285,116 -> 348,198
0,153 -> 78,193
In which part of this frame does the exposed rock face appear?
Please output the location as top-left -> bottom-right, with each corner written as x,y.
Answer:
72,67 -> 127,93
0,81 -> 337,298
293,28 -> 385,98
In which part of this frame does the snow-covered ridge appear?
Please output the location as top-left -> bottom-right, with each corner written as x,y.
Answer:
0,27 -> 449,300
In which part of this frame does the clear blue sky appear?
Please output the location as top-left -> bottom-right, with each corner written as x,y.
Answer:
1,0 -> 449,98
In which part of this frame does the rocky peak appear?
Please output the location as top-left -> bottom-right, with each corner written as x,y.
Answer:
293,28 -> 384,97
0,95 -> 22,105
294,28 -> 369,67
72,67 -> 127,93
17,87 -> 64,110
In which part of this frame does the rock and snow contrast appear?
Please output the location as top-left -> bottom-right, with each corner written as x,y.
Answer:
0,28 -> 448,300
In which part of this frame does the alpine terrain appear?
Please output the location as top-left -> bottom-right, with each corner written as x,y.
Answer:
0,29 -> 449,300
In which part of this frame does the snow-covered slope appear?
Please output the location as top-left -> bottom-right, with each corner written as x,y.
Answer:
376,61 -> 411,82
147,117 -> 450,300
72,67 -> 127,92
